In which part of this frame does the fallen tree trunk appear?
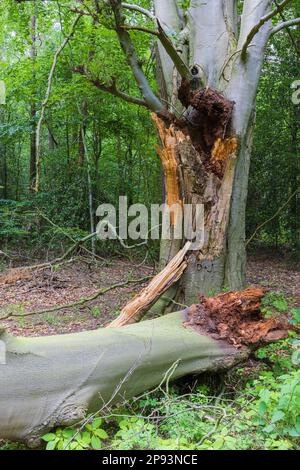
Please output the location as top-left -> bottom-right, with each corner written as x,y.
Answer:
0,311 -> 248,447
0,288 -> 290,448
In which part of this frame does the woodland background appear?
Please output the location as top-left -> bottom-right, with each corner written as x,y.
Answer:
0,0 -> 299,451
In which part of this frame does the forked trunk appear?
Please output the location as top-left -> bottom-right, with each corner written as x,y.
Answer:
150,0 -> 271,308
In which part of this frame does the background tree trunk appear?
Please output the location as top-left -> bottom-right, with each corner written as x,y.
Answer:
29,10 -> 37,190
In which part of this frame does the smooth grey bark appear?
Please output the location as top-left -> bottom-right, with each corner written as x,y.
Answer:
224,1 -> 272,288
0,312 -> 247,447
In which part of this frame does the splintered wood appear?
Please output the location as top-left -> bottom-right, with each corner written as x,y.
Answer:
151,114 -> 182,226
107,242 -> 191,327
184,288 -> 291,348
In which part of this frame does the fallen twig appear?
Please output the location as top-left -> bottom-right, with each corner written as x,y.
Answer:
0,276 -> 151,321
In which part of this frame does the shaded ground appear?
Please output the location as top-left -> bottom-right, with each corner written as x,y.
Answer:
0,258 -> 153,336
0,255 -> 299,337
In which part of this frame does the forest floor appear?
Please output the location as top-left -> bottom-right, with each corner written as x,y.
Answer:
0,253 -> 299,337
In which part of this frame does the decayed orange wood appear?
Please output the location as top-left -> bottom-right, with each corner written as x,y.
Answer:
151,114 -> 182,225
211,136 -> 238,175
184,288 -> 290,347
107,242 -> 191,328
203,287 -> 266,316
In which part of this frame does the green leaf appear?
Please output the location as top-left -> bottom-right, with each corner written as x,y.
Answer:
91,435 -> 102,449
288,427 -> 300,437
94,428 -> 108,439
42,433 -> 56,442
264,424 -> 275,433
46,440 -> 57,450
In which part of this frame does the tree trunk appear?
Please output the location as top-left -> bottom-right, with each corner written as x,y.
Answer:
29,10 -> 37,190
0,311 -> 249,447
151,0 -> 271,305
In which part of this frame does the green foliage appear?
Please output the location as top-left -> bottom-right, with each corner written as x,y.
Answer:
0,200 -> 29,240
261,291 -> 289,317
42,417 -> 108,450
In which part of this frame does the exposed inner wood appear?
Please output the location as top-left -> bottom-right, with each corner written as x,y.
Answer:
151,114 -> 182,226
111,86 -> 238,326
107,242 -> 191,327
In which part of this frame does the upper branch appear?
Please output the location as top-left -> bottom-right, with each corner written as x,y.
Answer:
109,0 -> 163,113
241,0 -> 294,60
74,65 -> 148,108
122,2 -> 155,20
271,17 -> 300,34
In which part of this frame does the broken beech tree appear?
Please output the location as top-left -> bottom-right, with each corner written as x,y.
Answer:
0,288 -> 289,447
73,0 -> 299,315
72,0 -> 299,318
0,0 -> 297,448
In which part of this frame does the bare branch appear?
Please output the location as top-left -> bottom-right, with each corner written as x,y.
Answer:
74,65 -> 148,108
241,0 -> 293,60
271,17 -> 300,34
122,2 -> 155,20
109,0 -> 164,113
121,21 -> 191,80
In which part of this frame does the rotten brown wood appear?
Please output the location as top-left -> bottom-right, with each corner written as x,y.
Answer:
184,288 -> 291,348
